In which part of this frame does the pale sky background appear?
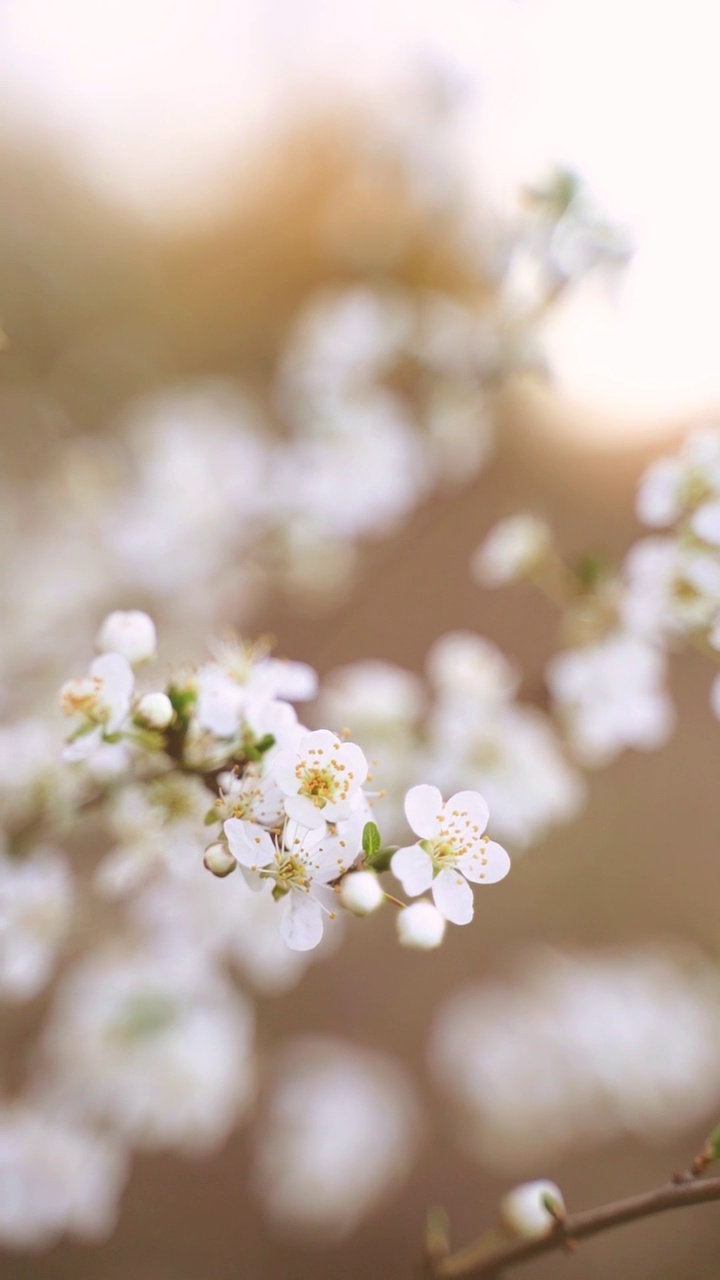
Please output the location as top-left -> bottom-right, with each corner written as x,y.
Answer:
0,0 -> 718,435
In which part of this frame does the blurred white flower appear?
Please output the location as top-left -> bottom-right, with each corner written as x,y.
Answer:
547,631 -> 673,766
636,427 -> 720,527
429,946 -> 720,1170
425,699 -> 585,850
472,514 -> 552,586
391,785 -> 509,925
622,537 -> 720,640
0,845 -> 73,1001
60,653 -> 134,761
96,610 -> 156,666
0,1105 -> 127,1249
37,946 -> 255,1154
254,1037 -> 420,1237
427,631 -> 520,704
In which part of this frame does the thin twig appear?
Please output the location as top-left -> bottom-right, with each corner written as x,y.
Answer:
436,1174 -> 720,1278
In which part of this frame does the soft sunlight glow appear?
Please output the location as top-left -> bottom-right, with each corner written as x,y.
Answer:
1,0 -> 719,426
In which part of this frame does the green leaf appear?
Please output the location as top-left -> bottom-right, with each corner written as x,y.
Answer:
362,821 -> 381,858
255,733 -> 276,754
204,809 -> 220,826
365,845 -> 397,874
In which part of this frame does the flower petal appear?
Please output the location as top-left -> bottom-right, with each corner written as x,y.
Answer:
280,892 -> 324,951
445,790 -> 489,835
223,818 -> 274,868
432,867 -> 474,924
391,845 -> 433,896
283,794 -> 328,829
404,784 -> 443,838
457,839 -> 511,884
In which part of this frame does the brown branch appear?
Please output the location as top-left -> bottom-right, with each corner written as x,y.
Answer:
436,1173 -> 720,1279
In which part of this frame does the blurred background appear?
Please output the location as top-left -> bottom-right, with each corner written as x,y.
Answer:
3,2 -> 720,1278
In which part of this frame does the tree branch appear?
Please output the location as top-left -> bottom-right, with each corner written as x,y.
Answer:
436,1173 -> 720,1278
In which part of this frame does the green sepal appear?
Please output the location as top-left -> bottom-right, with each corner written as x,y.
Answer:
204,809 -> 220,826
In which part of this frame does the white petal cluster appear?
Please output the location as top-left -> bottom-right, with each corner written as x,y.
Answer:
636,427 -> 720,527
253,1038 -> 420,1238
0,1106 -> 127,1249
38,946 -> 255,1154
0,845 -> 74,1001
60,652 -> 135,761
547,631 -> 673,766
429,946 -> 720,1170
96,610 -> 156,665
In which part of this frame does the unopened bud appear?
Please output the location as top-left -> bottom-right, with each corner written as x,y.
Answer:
397,901 -> 446,950
136,692 -> 174,729
339,870 -> 384,915
500,1181 -> 565,1240
472,515 -> 552,587
97,610 -> 157,665
203,843 -> 237,878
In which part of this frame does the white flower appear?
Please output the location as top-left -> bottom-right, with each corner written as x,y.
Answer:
692,500 -> 720,545
429,946 -> 720,1171
547,631 -> 673,766
391,785 -> 509,925
135,691 -> 173,729
397,901 -> 446,949
622,536 -> 720,640
339,870 -> 384,916
60,653 -> 134,760
0,846 -> 74,1001
500,1181 -> 565,1239
636,427 -> 720,527
223,817 -> 359,951
253,1037 -> 420,1238
472,515 -> 552,586
426,631 -> 520,703
0,1106 -> 127,1249
271,729 -> 368,829
38,946 -> 255,1154
96,610 -> 157,665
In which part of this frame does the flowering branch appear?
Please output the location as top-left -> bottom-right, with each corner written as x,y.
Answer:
431,1154 -> 720,1278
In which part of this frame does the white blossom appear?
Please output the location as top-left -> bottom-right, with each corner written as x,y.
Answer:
391,785 -> 509,925
223,817 -> 356,951
636,427 -> 720,527
271,729 -> 368,829
96,610 -> 156,665
622,537 -> 720,640
37,946 -> 255,1154
427,631 -> 520,704
60,653 -> 134,761
429,946 -> 720,1170
472,515 -> 552,586
0,1105 -> 127,1249
253,1038 -> 420,1237
547,631 -> 673,766
0,846 -> 74,1001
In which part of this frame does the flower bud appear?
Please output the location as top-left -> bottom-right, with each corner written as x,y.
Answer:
136,692 -> 174,729
397,901 -> 446,950
339,870 -> 384,916
500,1181 -> 565,1240
203,843 -> 237,878
96,610 -> 157,665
